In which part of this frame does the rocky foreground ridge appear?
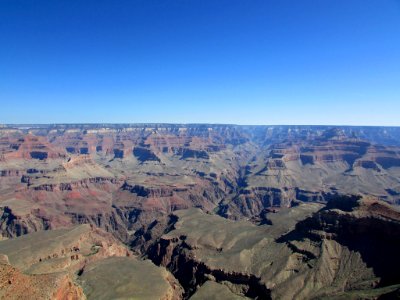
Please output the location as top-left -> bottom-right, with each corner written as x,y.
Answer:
147,196 -> 400,299
0,224 -> 182,299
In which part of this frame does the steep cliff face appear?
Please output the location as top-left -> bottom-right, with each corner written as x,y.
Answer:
0,206 -> 51,238
278,196 -> 400,288
148,235 -> 271,299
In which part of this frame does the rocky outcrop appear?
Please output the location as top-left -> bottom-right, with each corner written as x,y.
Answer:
148,236 -> 271,299
219,187 -> 334,219
0,206 -> 51,238
66,211 -> 128,241
0,224 -> 182,300
122,183 -> 174,197
277,196 -> 400,290
147,198 -> 400,299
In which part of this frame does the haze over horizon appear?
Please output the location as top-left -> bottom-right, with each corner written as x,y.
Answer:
1,0 -> 399,125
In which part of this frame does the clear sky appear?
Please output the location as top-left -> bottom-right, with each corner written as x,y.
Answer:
1,0 -> 399,125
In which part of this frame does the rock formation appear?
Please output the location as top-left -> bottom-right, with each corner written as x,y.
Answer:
148,196 -> 400,299
0,224 -> 182,299
0,124 -> 400,299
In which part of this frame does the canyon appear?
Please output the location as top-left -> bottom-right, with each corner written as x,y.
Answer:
0,124 -> 400,299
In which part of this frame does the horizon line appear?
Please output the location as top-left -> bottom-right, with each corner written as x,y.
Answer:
2,123 -> 400,128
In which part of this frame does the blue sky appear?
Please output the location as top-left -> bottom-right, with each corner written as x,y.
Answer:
1,0 -> 399,125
